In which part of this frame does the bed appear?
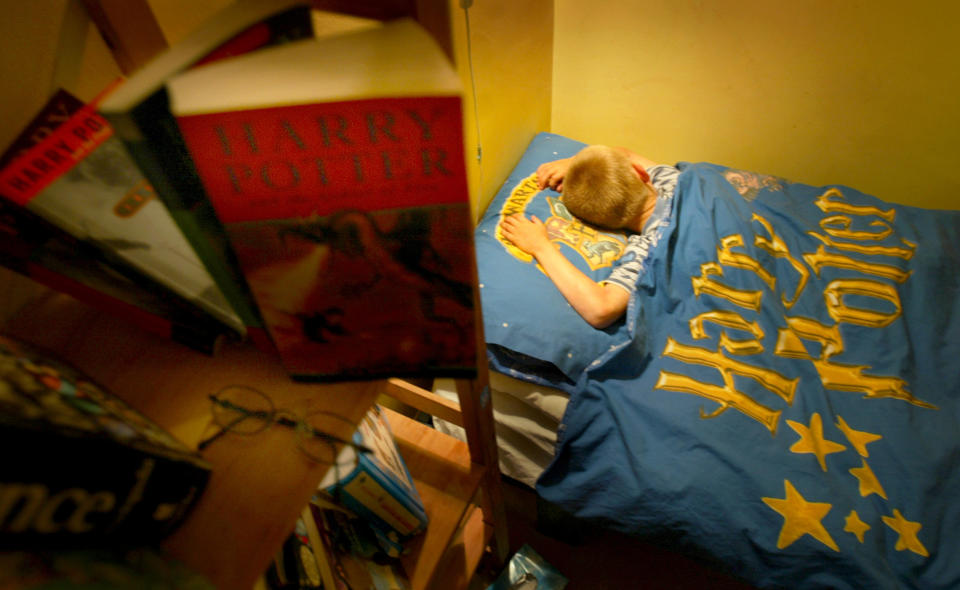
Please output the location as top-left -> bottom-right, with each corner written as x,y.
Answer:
434,132 -> 960,589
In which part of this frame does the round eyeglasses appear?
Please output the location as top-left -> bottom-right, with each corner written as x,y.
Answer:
197,385 -> 372,465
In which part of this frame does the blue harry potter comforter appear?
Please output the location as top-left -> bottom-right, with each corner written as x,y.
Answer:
478,133 -> 960,589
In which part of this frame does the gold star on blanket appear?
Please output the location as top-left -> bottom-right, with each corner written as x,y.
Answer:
850,458 -> 887,499
836,416 -> 882,457
844,510 -> 870,543
882,509 -> 929,557
763,479 -> 839,551
787,412 -> 846,471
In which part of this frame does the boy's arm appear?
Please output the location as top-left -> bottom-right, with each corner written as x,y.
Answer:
500,214 -> 629,329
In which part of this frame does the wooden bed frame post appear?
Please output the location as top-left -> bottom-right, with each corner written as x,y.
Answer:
455,254 -> 511,564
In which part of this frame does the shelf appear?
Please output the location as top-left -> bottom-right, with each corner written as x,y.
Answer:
1,2 -> 506,587
2,292 -> 381,590
2,290 -> 503,589
382,408 -> 490,590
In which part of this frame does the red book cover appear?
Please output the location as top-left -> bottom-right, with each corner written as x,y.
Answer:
177,95 -> 477,379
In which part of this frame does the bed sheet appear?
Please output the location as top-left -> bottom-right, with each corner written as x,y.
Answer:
431,374 -> 568,489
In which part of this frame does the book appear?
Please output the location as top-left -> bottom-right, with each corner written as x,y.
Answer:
0,335 -> 211,550
264,511 -> 326,589
0,84 -> 246,342
99,0 -> 319,354
315,405 -> 427,555
0,199 -> 228,356
309,503 -> 411,590
0,90 -> 231,355
0,89 -> 84,170
296,504 -> 337,590
167,18 -> 478,380
307,504 -> 354,590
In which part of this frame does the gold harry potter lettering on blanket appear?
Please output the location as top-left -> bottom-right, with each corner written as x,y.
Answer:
717,234 -> 776,291
657,184 -> 934,434
656,336 -> 796,434
752,214 -> 809,309
691,261 -> 763,311
689,310 -> 765,355
653,180 -> 936,558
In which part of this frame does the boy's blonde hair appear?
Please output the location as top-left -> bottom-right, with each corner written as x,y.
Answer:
562,145 -> 651,229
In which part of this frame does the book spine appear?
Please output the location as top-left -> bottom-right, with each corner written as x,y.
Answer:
1,93 -> 247,340
98,5 -> 315,355
300,504 -> 337,590
0,427 -> 209,550
0,105 -> 227,356
106,97 -> 267,336
335,459 -> 428,540
269,518 -> 324,589
310,506 -> 353,590
0,89 -> 84,170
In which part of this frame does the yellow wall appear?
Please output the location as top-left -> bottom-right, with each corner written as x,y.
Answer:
450,0 -> 553,218
0,1 -> 123,148
552,0 -> 960,209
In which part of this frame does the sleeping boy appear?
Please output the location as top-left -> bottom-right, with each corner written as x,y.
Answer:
499,145 -> 679,328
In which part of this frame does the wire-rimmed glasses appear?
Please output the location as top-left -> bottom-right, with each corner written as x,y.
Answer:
197,385 -> 372,465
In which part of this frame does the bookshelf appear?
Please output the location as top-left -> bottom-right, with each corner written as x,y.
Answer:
0,1 -> 509,588
3,289 -> 507,589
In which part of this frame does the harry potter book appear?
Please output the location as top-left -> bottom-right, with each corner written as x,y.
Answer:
0,335 -> 210,549
99,0 -> 318,353
0,90 -> 231,355
168,19 -> 477,380
0,85 -> 246,341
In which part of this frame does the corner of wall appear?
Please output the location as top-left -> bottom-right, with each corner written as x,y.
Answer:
449,0 -> 554,220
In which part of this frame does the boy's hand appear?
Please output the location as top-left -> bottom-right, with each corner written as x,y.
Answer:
536,157 -> 572,191
500,214 -> 550,256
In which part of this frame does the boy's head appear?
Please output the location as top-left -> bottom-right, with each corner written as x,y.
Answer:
562,145 -> 655,231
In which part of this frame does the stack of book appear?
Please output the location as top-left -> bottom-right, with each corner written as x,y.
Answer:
265,404 -> 427,589
1,0 -> 477,382
266,502 -> 411,590
315,405 -> 429,557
